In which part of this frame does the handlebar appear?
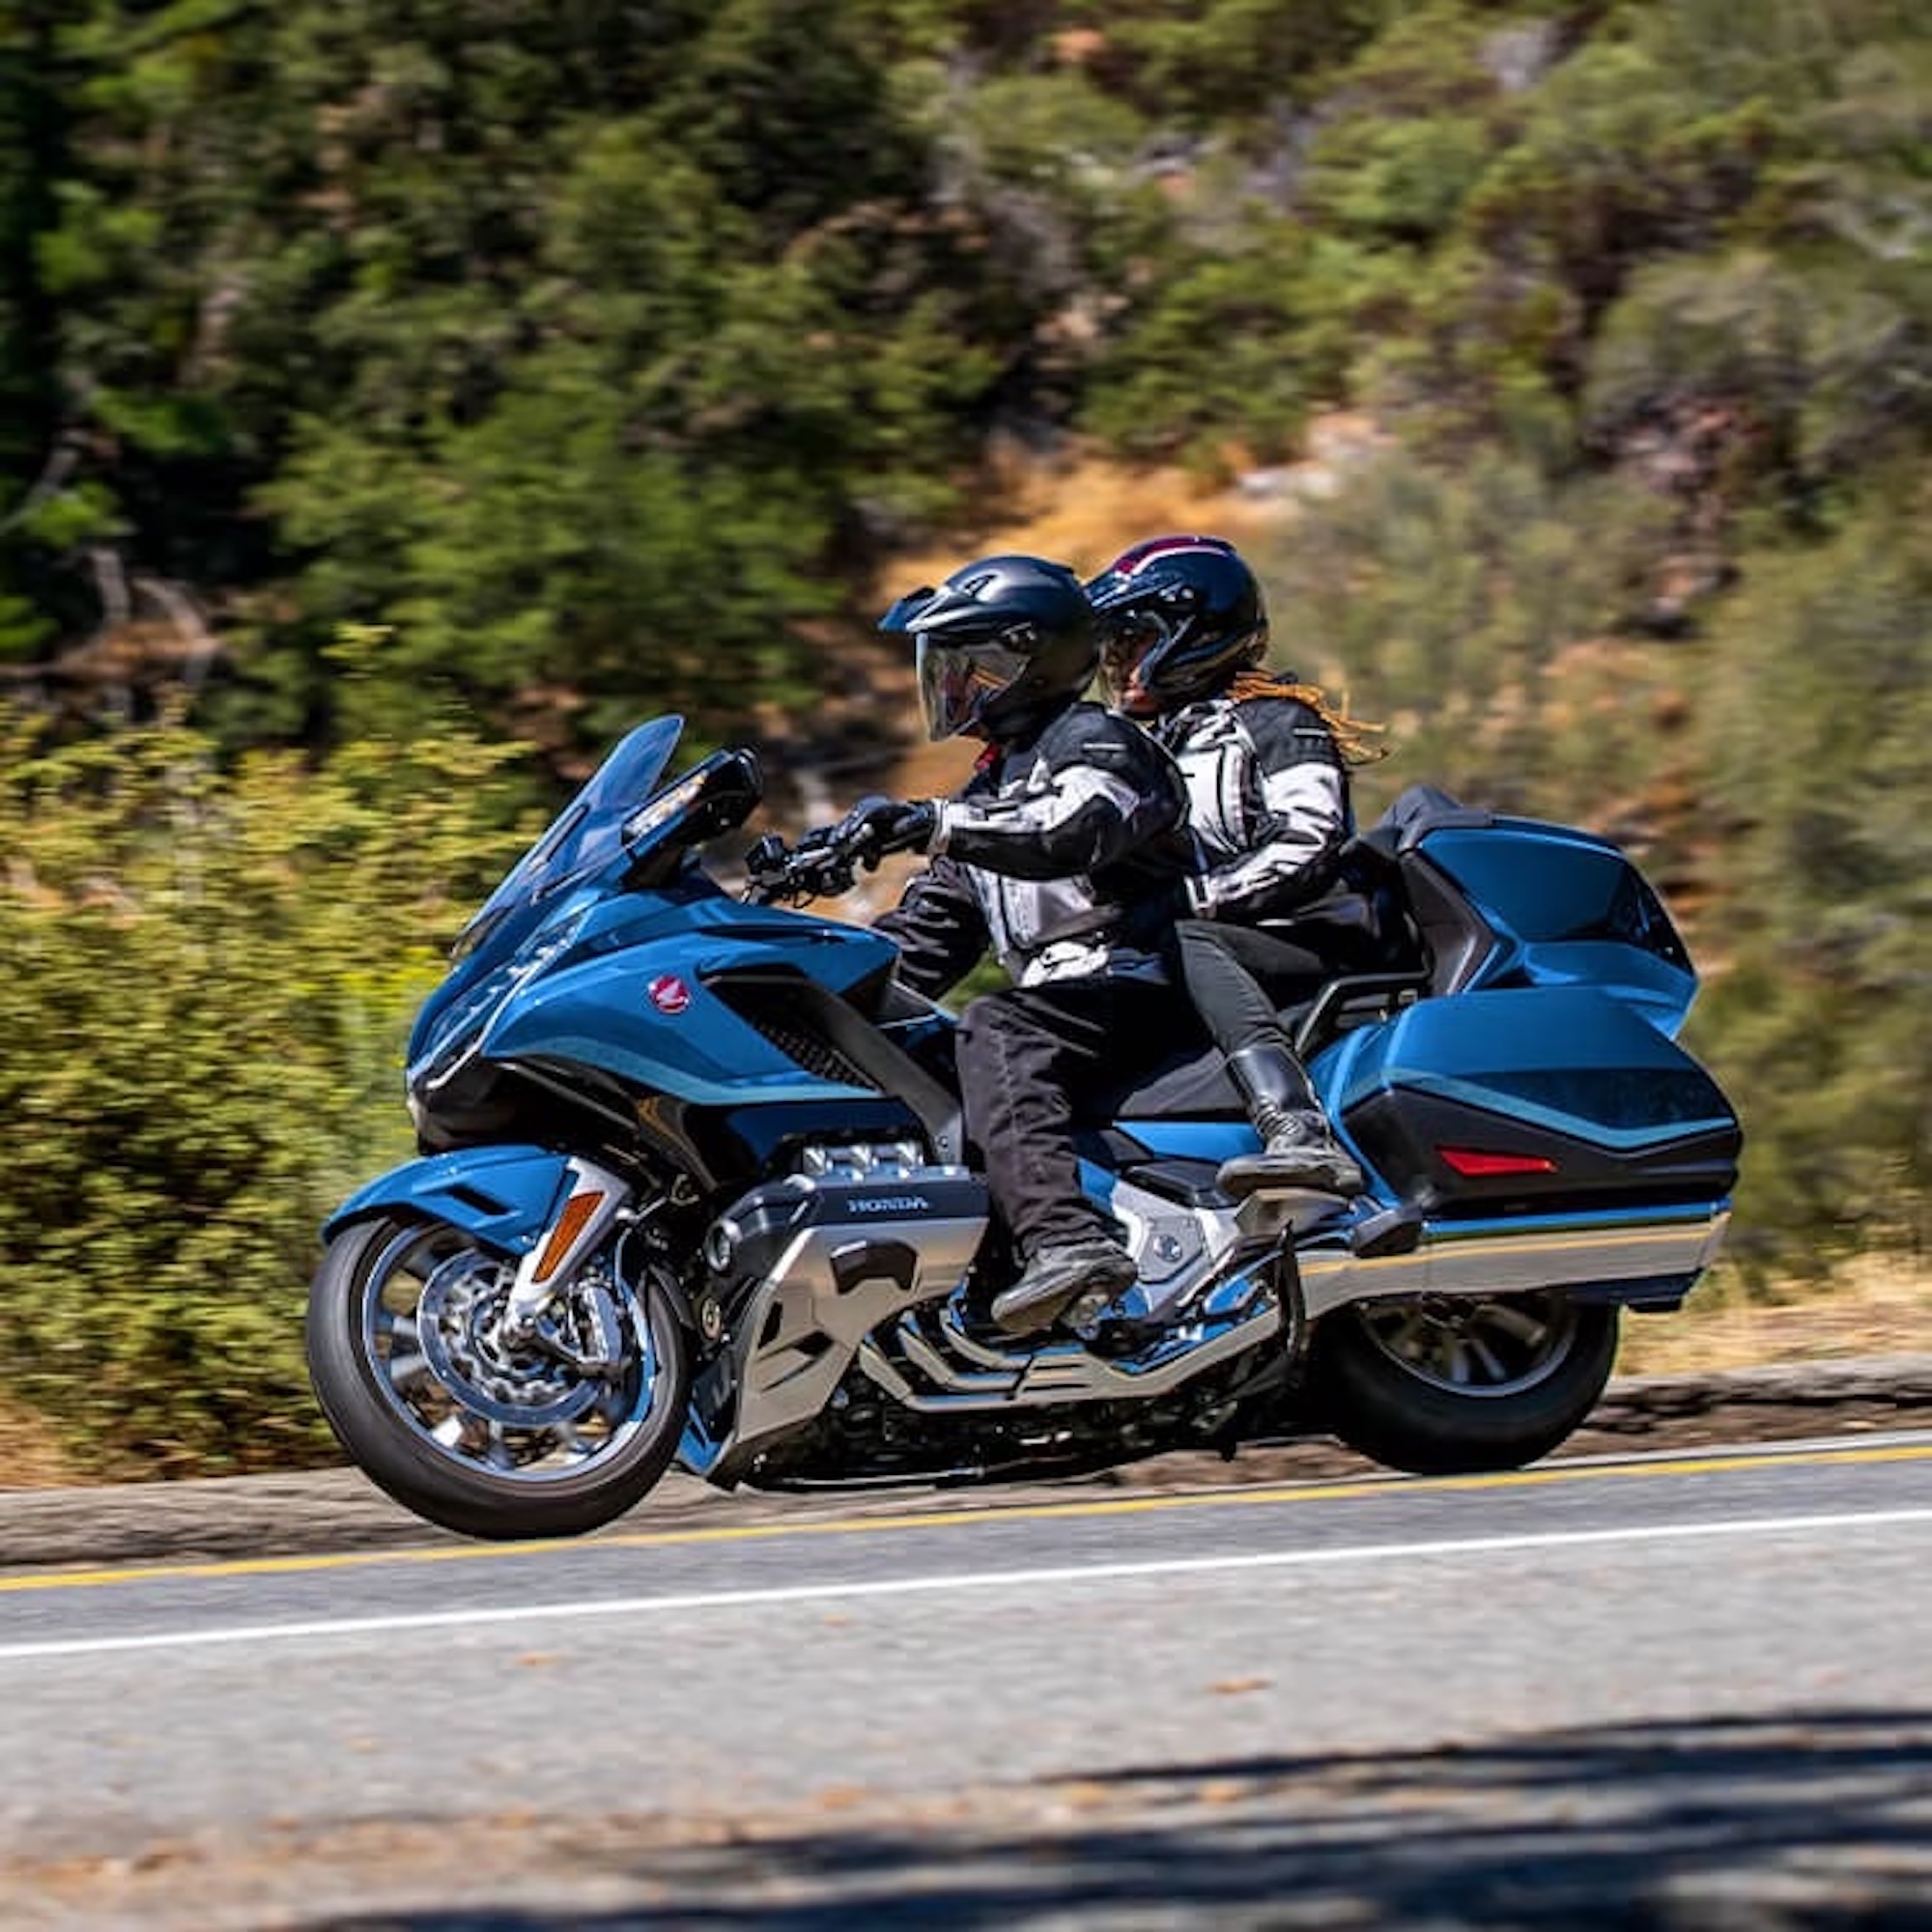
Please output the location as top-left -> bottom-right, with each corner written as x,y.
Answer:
742,830 -> 862,907
743,795 -> 933,906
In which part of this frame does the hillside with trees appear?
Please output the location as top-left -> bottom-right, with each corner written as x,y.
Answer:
1,0 -> 1926,1475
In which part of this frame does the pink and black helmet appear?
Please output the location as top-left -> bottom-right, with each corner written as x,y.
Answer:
1086,534 -> 1268,714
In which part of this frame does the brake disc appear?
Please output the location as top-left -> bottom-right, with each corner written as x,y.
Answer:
415,1255 -> 603,1432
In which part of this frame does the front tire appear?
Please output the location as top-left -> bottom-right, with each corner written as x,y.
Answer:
306,1212 -> 690,1540
1313,1292 -> 1618,1476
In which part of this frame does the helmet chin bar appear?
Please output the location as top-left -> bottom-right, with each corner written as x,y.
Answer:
895,554 -> 1101,739
977,682 -> 1086,746
1086,535 -> 1267,708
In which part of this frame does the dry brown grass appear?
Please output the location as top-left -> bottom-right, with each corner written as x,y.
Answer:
878,443 -> 1301,594
1615,1257 -> 1932,1377
0,1401 -> 81,1489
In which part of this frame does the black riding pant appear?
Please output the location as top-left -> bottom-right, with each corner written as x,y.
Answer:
1172,919 -> 1334,1062
954,978 -> 1188,1262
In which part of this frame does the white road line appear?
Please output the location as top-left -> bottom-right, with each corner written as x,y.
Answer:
4,1507 -> 1929,1663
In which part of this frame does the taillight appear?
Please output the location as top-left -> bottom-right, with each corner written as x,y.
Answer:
1437,1148 -> 1557,1178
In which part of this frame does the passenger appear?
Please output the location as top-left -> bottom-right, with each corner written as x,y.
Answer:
1086,534 -> 1382,1199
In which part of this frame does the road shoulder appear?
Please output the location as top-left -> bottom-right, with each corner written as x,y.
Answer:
2,1354 -> 1927,1574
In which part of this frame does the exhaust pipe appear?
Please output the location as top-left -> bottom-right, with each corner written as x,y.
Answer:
1297,1200 -> 1731,1321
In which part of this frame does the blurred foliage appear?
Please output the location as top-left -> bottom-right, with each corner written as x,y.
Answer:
0,702 -> 528,1472
0,0 -> 1928,1466
7,0 -> 1924,743
1261,446 -> 1686,825
1688,483 -> 1932,1266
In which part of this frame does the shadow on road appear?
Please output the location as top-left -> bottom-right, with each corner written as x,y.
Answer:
315,1709 -> 1932,1930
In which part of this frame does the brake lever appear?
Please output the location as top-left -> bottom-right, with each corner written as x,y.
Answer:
740,836 -> 856,907
741,831 -> 792,905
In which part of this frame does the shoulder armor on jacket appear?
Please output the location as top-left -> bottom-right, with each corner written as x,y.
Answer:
1235,694 -> 1343,771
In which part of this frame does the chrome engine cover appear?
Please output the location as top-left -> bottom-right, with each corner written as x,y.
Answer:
696,1157 -> 991,1465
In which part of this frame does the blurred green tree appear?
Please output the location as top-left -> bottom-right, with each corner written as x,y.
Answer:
0,697 -> 527,1472
1688,486 -> 1932,1265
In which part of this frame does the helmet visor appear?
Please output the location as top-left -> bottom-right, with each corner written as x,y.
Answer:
1097,611 -> 1169,712
917,637 -> 1031,741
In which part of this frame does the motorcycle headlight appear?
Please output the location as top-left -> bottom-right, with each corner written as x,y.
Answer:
410,907 -> 592,1094
622,769 -> 708,846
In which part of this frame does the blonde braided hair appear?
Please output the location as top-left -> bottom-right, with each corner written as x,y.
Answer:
1226,668 -> 1389,767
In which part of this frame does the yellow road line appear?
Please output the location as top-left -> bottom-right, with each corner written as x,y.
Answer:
3,1439 -> 1928,1597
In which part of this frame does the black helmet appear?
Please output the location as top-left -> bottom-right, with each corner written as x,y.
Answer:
1086,534 -> 1268,715
880,554 -> 1098,742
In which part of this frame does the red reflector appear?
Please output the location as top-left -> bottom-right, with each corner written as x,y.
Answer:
1438,1147 -> 1558,1178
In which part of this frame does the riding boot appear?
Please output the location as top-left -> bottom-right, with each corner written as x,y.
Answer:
1217,1041 -> 1367,1199
991,1235 -> 1138,1335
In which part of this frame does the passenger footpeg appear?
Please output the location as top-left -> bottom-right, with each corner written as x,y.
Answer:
1347,1202 -> 1425,1258
1235,1188 -> 1354,1239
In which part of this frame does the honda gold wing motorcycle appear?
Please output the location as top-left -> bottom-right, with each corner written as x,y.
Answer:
305,716 -> 1742,1540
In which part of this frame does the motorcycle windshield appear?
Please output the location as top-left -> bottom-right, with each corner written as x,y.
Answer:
451,716 -> 685,971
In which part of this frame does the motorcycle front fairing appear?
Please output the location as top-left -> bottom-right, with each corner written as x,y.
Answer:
405,716 -> 688,1104
431,717 -> 686,997
476,898 -> 904,1104
404,720 -> 905,1131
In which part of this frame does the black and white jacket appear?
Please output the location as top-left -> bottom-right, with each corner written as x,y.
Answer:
1157,692 -> 1357,926
876,701 -> 1192,993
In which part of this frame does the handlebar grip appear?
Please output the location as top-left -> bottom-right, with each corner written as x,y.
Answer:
740,833 -> 858,906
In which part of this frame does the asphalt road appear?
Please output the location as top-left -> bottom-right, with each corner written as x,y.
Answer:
5,1435 -> 1932,1928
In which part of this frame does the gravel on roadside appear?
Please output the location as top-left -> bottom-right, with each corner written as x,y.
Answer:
2,1353 -> 1927,1575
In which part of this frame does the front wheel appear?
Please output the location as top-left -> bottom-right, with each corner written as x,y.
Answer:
306,1212 -> 690,1540
1312,1292 -> 1618,1476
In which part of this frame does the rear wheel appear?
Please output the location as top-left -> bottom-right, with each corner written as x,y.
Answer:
1313,1292 -> 1618,1476
306,1212 -> 690,1540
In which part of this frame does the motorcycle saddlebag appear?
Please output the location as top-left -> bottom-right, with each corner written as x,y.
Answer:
1334,984 -> 1742,1215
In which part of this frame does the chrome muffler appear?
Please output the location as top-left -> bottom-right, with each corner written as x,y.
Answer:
1296,1200 -> 1731,1320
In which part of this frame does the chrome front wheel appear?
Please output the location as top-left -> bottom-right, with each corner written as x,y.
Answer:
306,1212 -> 689,1539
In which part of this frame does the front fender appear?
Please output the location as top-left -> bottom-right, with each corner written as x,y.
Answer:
323,1144 -> 576,1254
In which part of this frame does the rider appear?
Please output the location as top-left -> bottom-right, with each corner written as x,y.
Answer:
817,554 -> 1197,1335
1087,533 -> 1381,1199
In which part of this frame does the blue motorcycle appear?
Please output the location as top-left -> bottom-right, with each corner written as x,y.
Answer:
305,716 -> 1742,1539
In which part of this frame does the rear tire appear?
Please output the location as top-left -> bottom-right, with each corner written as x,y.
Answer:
307,1212 -> 690,1540
1313,1293 -> 1618,1476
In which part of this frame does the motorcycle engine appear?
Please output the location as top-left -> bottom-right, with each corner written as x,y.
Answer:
699,1144 -> 990,1326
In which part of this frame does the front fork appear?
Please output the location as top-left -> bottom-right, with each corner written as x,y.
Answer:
500,1155 -> 634,1359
